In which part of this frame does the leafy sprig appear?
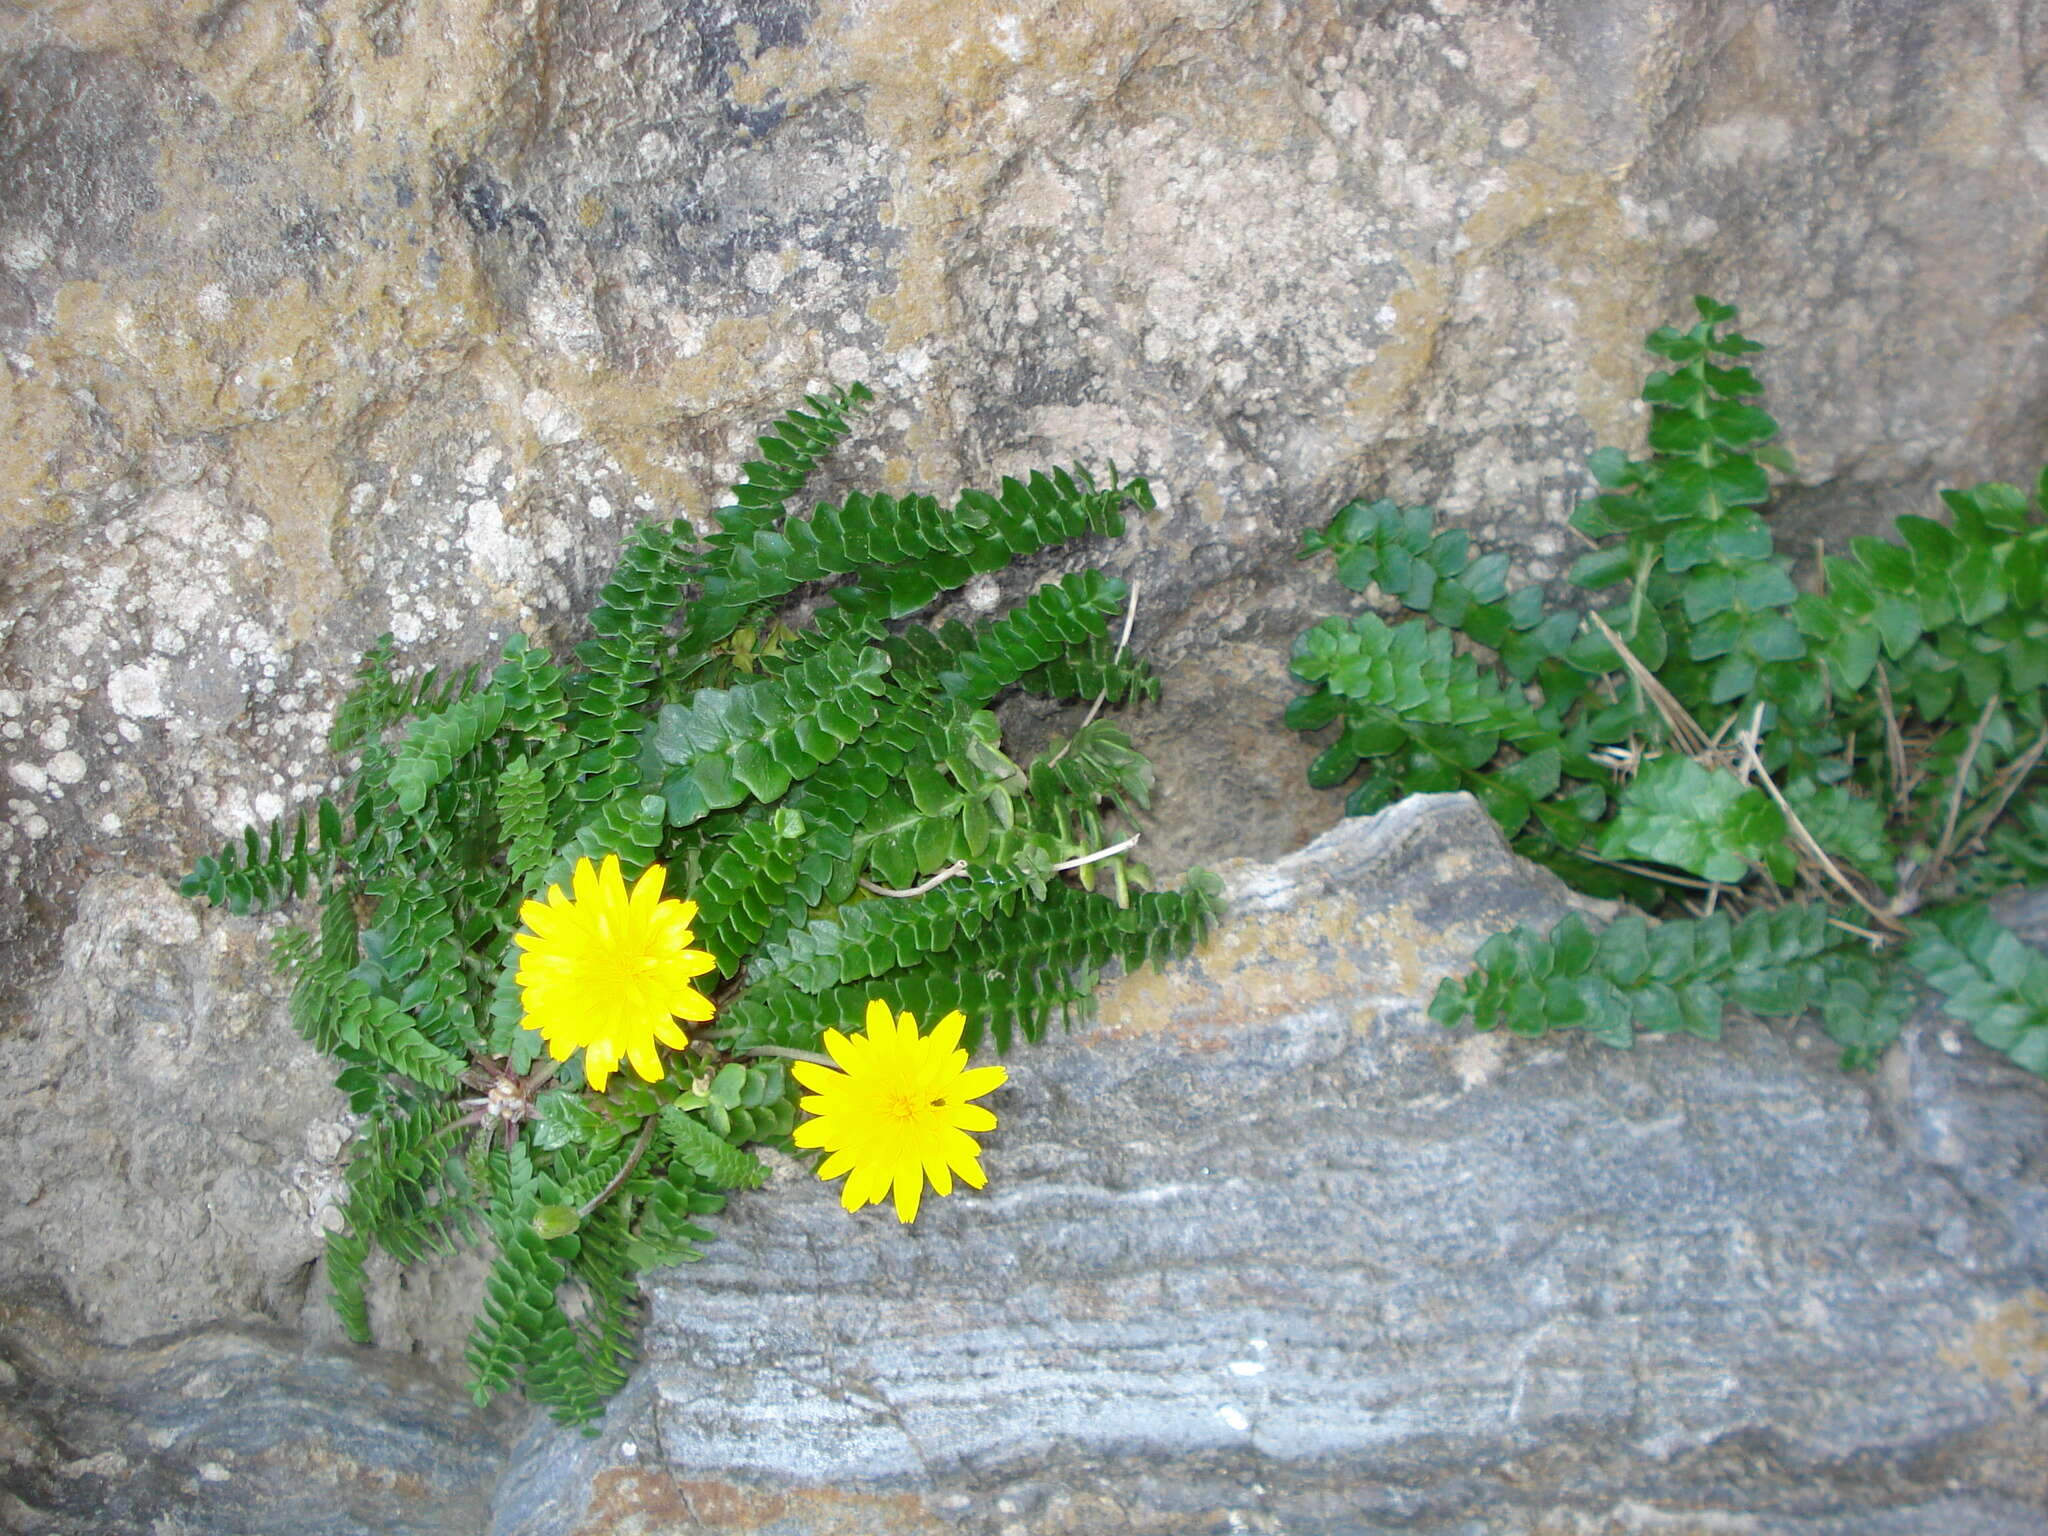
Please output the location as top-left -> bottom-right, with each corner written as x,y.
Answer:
185,384 -> 1220,1426
1294,297 -> 2048,1080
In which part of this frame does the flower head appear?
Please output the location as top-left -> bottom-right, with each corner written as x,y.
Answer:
513,853 -> 717,1092
792,999 -> 1008,1223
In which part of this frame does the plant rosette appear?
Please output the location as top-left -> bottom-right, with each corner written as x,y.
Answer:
184,385 -> 1223,1426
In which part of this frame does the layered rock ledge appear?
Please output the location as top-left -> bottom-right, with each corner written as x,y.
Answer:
491,794 -> 2048,1536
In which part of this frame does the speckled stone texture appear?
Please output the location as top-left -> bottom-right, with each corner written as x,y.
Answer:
7,0 -> 2048,995
490,796 -> 2048,1536
0,1298 -> 514,1536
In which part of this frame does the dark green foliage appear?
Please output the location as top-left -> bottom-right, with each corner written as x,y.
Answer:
1906,903 -> 2048,1076
391,687 -> 508,815
325,1226 -> 372,1345
565,517 -> 697,812
942,570 -> 1129,706
1960,797 -> 2048,895
1295,296 -> 2048,1081
549,792 -> 667,885
657,1106 -> 768,1189
1300,497 -> 1581,681
180,798 -> 348,915
466,1219 -> 568,1404
747,876 -> 1033,992
684,449 -> 1143,654
719,384 -> 875,522
1429,905 -> 1880,1053
496,754 -> 557,887
1599,757 -> 1792,886
1018,632 -> 1160,704
625,1174 -> 722,1270
184,388 -> 1215,1427
650,639 -> 891,824
329,633 -> 482,754
339,1099 -> 469,1265
721,872 -> 1224,1056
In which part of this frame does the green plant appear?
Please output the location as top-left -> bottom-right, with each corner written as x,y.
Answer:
1289,297 -> 2048,1078
185,384 -> 1222,1426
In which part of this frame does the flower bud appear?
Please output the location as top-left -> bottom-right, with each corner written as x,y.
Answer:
530,1204 -> 581,1240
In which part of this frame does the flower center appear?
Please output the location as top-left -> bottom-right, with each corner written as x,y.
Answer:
883,1087 -> 937,1124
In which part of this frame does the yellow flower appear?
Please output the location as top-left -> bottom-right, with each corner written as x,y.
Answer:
513,853 -> 717,1092
791,999 -> 1008,1223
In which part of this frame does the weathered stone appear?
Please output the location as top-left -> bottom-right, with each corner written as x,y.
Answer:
0,873 -> 342,1344
493,796 -> 2048,1535
0,1297 -> 514,1536
3,1 -> 2048,1525
7,0 -> 2048,1008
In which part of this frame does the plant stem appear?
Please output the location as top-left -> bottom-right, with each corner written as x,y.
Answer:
1920,692 -> 2001,895
1953,725 -> 2048,856
860,861 -> 968,898
1588,610 -> 1710,756
1735,705 -> 1901,932
743,1043 -> 838,1068
1875,665 -> 1911,816
1050,833 -> 1140,873
578,1114 -> 656,1220
520,1057 -> 563,1094
1056,576 -> 1143,748
1826,915 -> 1894,948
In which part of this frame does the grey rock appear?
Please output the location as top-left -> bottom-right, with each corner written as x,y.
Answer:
0,874 -> 342,1345
0,1297 -> 514,1536
495,795 -> 2048,1535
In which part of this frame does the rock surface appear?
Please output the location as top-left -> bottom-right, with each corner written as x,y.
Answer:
0,1296 -> 514,1536
3,794 -> 2044,1533
4,0 -> 2048,1522
494,795 -> 2048,1535
7,0 -> 2048,1011
0,872 -> 345,1343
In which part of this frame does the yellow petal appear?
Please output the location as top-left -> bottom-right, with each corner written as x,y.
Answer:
817,1148 -> 857,1179
823,1028 -> 861,1072
597,853 -> 628,911
793,1118 -> 831,1149
670,988 -> 717,1022
652,1016 -> 689,1050
629,861 -> 667,920
952,1065 -> 1008,1101
947,1103 -> 997,1133
791,1061 -> 843,1094
844,1166 -> 885,1211
892,1167 -> 923,1224
628,1039 -> 664,1082
929,1009 -> 966,1054
864,997 -> 893,1036
570,858 -> 600,907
